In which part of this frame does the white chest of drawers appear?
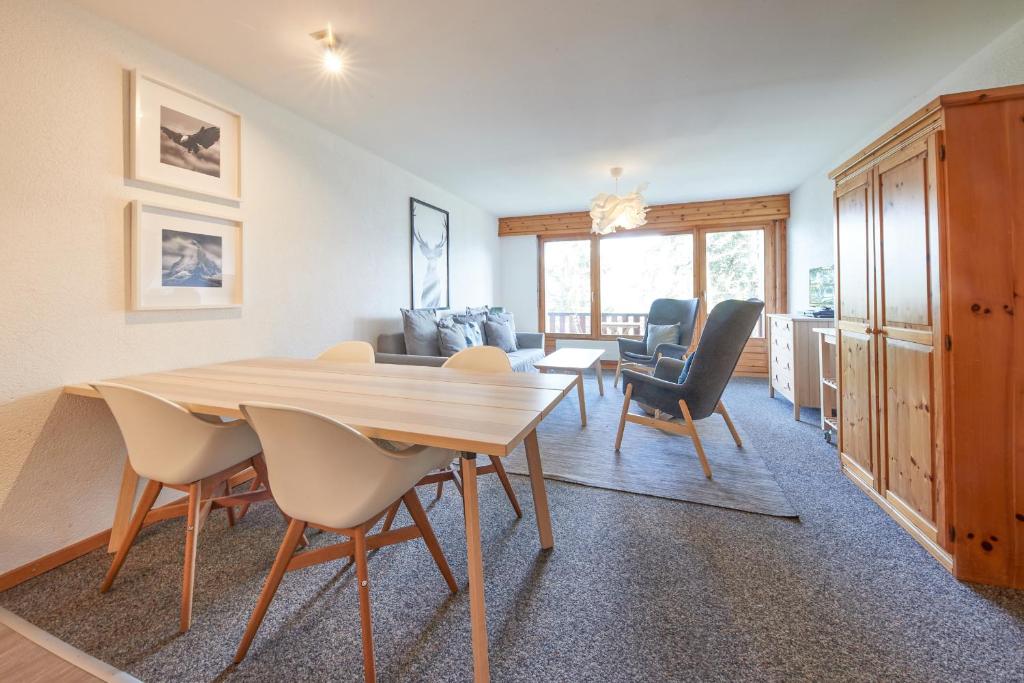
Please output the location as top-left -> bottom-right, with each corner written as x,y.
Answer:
767,314 -> 832,421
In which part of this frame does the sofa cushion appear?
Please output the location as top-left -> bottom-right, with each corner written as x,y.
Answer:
508,347 -> 546,373
485,311 -> 518,351
437,317 -> 469,357
401,308 -> 440,356
484,319 -> 517,353
452,314 -> 484,346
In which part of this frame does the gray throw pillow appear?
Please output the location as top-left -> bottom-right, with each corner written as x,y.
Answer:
437,317 -> 469,357
485,311 -> 517,351
484,320 -> 517,353
646,323 -> 679,356
401,308 -> 440,356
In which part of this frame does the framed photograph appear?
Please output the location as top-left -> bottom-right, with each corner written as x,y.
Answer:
130,71 -> 242,201
410,198 -> 450,309
130,201 -> 243,310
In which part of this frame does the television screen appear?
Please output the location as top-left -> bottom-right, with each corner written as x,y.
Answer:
809,265 -> 835,308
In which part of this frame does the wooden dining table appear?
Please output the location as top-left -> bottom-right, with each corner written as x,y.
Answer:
64,357 -> 575,682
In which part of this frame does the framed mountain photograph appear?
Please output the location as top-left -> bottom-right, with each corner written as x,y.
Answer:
130,201 -> 243,310
130,71 -> 242,201
410,198 -> 450,309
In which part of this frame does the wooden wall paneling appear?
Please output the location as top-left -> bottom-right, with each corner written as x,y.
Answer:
943,98 -> 1021,587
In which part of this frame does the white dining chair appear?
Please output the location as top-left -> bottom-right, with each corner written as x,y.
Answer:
424,346 -> 521,518
93,383 -> 272,633
318,340 -> 376,364
441,345 -> 512,373
234,402 -> 458,681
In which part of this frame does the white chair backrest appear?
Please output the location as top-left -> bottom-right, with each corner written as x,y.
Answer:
94,383 -> 255,485
442,346 -> 512,373
239,402 -> 442,529
317,340 -> 375,364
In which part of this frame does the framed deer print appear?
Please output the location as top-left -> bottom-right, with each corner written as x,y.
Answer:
130,71 -> 242,201
410,198 -> 450,310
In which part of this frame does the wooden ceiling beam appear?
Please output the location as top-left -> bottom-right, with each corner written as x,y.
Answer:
498,193 -> 790,236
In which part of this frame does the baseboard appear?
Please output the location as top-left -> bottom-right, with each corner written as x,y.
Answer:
841,464 -> 953,572
0,488 -> 202,593
0,529 -> 111,592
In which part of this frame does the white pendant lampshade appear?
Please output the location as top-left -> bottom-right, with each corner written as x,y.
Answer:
590,167 -> 649,235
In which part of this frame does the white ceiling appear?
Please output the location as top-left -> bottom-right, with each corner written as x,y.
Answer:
74,0 -> 1024,216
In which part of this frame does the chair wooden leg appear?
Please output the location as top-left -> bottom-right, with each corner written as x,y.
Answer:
402,491 -> 458,593
380,501 -> 399,533
353,529 -> 377,683
489,455 -> 522,518
220,480 -> 236,527
434,480 -> 444,500
235,519 -> 307,663
615,384 -> 633,452
716,400 -> 742,447
679,400 -> 712,479
180,482 -> 202,633
100,479 -> 162,592
237,470 -> 261,520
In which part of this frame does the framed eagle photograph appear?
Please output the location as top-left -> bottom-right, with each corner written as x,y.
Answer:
130,71 -> 242,201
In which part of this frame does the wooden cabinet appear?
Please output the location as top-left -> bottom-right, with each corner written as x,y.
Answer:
767,314 -> 832,420
830,84 -> 1024,588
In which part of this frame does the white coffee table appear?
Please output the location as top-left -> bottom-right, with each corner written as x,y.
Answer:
534,347 -> 605,426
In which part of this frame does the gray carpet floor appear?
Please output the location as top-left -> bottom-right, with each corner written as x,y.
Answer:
2,376 -> 1023,682
504,384 -> 797,517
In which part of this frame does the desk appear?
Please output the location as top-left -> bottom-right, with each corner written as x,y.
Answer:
65,357 -> 575,683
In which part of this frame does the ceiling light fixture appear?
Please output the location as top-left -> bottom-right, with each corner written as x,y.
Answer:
590,167 -> 648,235
311,23 -> 343,74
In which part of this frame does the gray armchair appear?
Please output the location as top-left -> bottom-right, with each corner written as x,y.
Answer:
615,299 -> 765,479
614,298 -> 700,387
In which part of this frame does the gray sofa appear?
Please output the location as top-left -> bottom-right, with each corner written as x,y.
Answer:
376,331 -> 546,372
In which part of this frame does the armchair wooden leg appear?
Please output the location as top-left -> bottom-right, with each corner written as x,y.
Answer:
180,482 -> 202,633
402,491 -> 458,593
353,529 -> 377,683
613,359 -> 621,388
100,479 -> 162,593
615,384 -> 633,452
716,400 -> 742,447
679,400 -> 712,479
489,455 -> 522,518
235,519 -> 307,663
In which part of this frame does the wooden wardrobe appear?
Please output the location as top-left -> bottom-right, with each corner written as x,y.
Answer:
831,84 -> 1023,589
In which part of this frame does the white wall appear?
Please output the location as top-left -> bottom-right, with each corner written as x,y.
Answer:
499,235 -> 539,332
0,0 -> 499,573
785,15 -> 1024,310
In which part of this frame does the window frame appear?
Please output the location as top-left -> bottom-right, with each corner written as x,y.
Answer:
538,223 -> 776,342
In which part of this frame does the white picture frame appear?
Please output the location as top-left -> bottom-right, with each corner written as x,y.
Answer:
130,70 -> 242,201
130,201 -> 243,310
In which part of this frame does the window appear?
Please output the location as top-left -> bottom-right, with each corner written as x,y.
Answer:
599,233 -> 694,337
542,239 -> 591,335
703,229 -> 766,337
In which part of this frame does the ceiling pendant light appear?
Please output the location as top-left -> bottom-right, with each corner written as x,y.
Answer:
311,23 -> 343,74
590,167 -> 648,235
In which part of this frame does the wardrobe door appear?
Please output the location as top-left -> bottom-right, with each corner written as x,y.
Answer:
834,169 -> 877,488
874,136 -> 945,546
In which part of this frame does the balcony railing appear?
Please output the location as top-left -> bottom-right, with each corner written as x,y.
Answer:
546,312 -> 648,337
547,310 -> 766,338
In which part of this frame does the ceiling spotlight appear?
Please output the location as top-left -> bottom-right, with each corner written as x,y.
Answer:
311,23 -> 343,74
